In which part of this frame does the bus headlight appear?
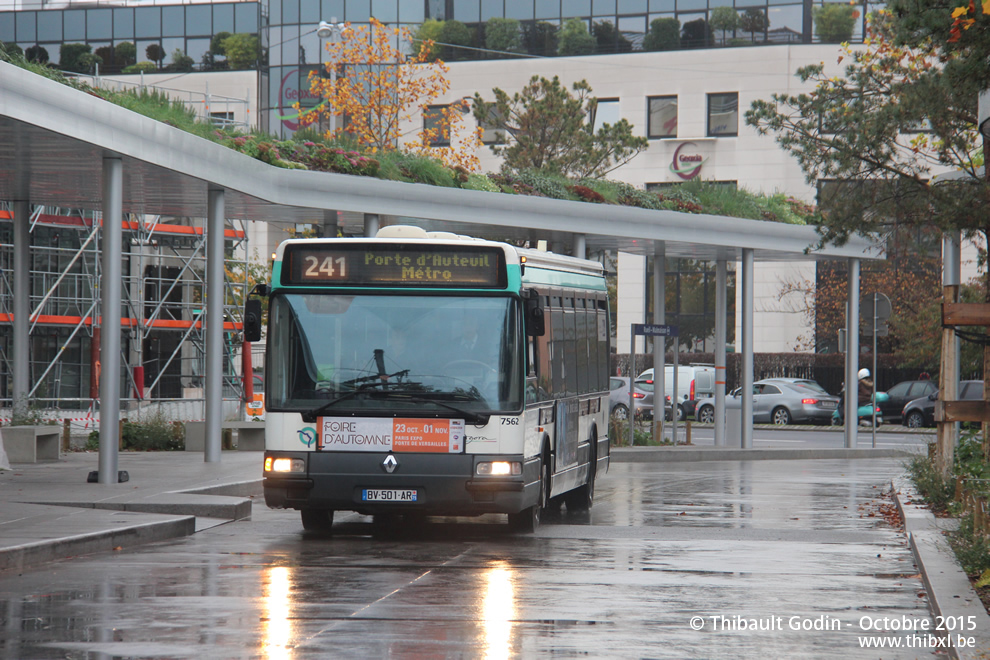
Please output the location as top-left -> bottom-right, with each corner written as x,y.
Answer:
265,457 -> 305,473
476,461 -> 522,476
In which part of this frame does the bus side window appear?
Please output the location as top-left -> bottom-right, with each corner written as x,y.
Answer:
537,300 -> 554,401
551,307 -> 565,396
576,302 -> 591,394
598,300 -> 609,390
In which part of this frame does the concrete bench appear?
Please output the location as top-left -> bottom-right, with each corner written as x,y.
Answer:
2,425 -> 60,463
224,421 -> 266,451
184,421 -> 265,452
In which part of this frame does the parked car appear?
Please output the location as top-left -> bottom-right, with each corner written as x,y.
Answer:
694,378 -> 840,426
902,380 -> 983,428
636,365 -> 715,420
609,377 -> 654,421
879,380 -> 937,423
763,377 -> 830,394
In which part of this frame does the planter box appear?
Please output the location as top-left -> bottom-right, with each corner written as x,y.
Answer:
184,421 -> 265,452
2,425 -> 60,463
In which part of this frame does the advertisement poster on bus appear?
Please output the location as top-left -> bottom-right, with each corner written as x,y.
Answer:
315,417 -> 465,453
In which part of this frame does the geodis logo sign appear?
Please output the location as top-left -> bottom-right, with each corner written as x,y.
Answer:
277,68 -> 325,131
670,141 -> 707,181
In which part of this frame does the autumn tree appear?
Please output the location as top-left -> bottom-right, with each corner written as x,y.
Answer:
746,8 -> 988,250
779,254 -> 941,360
301,18 -> 481,171
472,75 -> 647,178
746,5 -> 990,471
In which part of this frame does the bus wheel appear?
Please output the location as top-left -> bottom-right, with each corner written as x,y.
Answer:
508,458 -> 546,533
565,445 -> 596,512
301,508 -> 334,531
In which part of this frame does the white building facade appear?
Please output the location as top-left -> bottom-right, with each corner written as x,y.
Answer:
440,44 -> 852,353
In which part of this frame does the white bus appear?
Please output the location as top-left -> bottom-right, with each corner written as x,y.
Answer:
244,226 -> 610,533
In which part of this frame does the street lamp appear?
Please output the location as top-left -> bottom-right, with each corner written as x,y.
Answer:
317,17 -> 348,135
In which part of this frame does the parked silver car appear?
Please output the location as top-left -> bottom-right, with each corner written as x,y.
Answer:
609,377 -> 654,421
694,378 -> 840,425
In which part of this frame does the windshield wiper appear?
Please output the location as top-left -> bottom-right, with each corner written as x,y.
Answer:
301,381 -> 395,422
383,390 -> 490,425
302,389 -> 366,423
302,386 -> 489,425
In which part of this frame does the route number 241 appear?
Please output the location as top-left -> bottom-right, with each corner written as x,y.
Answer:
304,255 -> 347,279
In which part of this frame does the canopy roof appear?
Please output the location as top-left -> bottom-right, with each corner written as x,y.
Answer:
0,62 -> 881,262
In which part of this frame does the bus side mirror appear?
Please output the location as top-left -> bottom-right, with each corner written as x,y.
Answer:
244,298 -> 264,342
524,289 -> 545,337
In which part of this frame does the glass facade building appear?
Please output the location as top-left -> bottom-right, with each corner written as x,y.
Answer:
263,0 -> 880,136
2,0 -> 883,136
0,2 -> 259,72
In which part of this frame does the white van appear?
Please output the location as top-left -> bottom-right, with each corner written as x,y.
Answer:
636,365 -> 715,420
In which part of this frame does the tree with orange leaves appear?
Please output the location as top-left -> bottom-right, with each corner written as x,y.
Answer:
298,17 -> 482,171
949,0 -> 990,42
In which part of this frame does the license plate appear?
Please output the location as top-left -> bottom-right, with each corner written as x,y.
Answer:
362,489 -> 418,502
821,401 -> 837,409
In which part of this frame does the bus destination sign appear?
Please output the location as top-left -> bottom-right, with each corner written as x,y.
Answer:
283,244 -> 506,288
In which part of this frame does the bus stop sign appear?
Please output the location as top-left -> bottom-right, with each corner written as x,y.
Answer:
634,324 -> 678,337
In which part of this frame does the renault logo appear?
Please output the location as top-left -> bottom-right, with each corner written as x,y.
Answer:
382,454 -> 398,474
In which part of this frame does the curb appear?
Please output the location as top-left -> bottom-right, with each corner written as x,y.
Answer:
35,495 -> 253,521
891,479 -> 990,659
0,479 -> 265,575
611,447 -> 916,462
0,513 -> 196,574
671,422 -> 935,434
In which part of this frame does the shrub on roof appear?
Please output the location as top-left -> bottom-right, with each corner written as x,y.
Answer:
462,173 -> 500,192
2,55 -> 821,225
510,170 -> 573,200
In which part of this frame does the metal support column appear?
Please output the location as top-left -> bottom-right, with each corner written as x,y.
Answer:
652,242 -> 666,443
205,189 -> 225,463
323,209 -> 339,238
573,234 -> 586,260
936,234 -> 960,475
844,258 -> 860,449
98,158 -> 123,483
740,249 -> 754,449
364,214 -> 379,238
12,200 -> 29,421
714,259 -> 727,446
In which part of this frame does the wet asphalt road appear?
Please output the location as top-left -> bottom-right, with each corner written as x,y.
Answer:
0,458 -> 932,659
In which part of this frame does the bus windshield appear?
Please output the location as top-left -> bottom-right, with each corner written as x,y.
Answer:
267,293 -> 524,414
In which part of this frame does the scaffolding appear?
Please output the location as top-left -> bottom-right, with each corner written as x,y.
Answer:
0,202 -> 257,423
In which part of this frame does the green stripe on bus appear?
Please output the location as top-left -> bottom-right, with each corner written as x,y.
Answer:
522,267 -> 607,291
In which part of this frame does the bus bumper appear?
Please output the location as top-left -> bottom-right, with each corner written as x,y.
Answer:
263,450 -> 540,516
